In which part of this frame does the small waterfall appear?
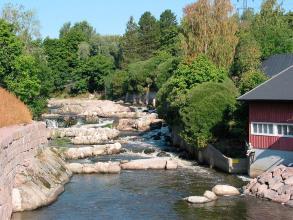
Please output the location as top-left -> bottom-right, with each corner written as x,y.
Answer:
46,119 -> 58,128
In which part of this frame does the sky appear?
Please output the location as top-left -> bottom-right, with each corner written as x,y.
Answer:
0,0 -> 292,38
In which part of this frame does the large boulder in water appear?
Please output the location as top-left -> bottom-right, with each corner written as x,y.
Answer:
203,190 -> 217,201
212,185 -> 240,196
66,162 -> 121,174
120,158 -> 177,170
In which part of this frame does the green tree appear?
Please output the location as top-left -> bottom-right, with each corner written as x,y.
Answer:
0,19 -> 23,86
157,55 -> 227,124
239,70 -> 268,95
252,0 -> 293,58
121,16 -> 140,64
179,80 -> 237,148
138,12 -> 160,59
105,70 -> 129,99
159,9 -> 179,55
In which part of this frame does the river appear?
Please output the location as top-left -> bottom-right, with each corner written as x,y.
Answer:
12,118 -> 293,220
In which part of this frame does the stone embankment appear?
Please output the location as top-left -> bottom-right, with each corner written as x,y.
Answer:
51,127 -> 120,144
244,165 -> 293,207
0,122 -> 70,220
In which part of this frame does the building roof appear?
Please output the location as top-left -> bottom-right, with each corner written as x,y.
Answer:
238,65 -> 293,101
262,54 -> 293,77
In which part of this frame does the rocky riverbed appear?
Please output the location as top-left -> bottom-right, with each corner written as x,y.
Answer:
11,98 -> 293,219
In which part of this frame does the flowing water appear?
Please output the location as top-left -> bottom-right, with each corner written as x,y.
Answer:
12,121 -> 293,220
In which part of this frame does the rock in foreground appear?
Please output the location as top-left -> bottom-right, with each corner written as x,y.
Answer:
244,165 -> 293,207
212,185 -> 240,196
12,148 -> 72,212
184,196 -> 211,204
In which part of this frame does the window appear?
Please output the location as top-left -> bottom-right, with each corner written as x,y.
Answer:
252,122 -> 293,137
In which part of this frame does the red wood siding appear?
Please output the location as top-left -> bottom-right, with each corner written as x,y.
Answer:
249,102 -> 293,151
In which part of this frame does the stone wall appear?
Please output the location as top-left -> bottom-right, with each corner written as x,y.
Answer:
0,122 -> 48,220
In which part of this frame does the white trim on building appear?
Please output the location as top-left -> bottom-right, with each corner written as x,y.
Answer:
251,122 -> 293,138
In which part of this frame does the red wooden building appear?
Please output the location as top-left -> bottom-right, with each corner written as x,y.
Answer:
238,54 -> 293,176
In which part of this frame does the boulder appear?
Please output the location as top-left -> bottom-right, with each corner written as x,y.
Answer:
212,185 -> 240,196
67,162 -> 121,174
120,158 -> 177,170
203,190 -> 217,201
184,196 -> 211,204
284,176 -> 293,185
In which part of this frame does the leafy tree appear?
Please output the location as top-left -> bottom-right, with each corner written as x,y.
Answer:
105,70 -> 129,99
157,55 -> 227,124
159,10 -> 179,55
138,12 -> 160,59
239,70 -> 268,95
181,0 -> 238,69
0,19 -> 23,86
71,55 -> 115,94
121,16 -> 140,64
59,22 -> 71,38
77,41 -> 91,60
1,3 -> 40,50
179,80 -> 237,148
231,31 -> 262,77
252,0 -> 293,58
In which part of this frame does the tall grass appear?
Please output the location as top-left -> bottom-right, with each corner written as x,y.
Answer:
0,88 -> 32,128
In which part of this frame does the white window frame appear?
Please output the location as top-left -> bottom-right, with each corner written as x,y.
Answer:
251,122 -> 293,138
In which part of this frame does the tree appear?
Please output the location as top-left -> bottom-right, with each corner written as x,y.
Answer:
77,41 -> 90,60
179,80 -> 237,148
0,19 -> 23,86
159,10 -> 179,55
71,55 -> 115,94
59,22 -> 71,38
1,3 -> 40,49
104,70 -> 129,99
239,70 -> 268,95
181,0 -> 238,69
138,12 -> 160,59
157,55 -> 227,124
231,31 -> 262,77
121,16 -> 140,64
252,0 -> 293,58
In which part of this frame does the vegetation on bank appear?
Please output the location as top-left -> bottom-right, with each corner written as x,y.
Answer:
0,0 -> 292,155
0,88 -> 32,128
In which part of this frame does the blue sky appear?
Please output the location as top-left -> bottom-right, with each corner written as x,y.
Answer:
0,0 -> 292,38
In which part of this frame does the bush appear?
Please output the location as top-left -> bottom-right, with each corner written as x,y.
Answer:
0,88 -> 32,128
179,80 -> 237,148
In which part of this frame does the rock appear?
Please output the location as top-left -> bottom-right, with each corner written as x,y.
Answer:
256,184 -> 268,198
258,172 -> 272,184
143,148 -> 156,154
203,190 -> 217,201
184,196 -> 211,204
157,151 -> 171,157
64,143 -> 122,159
263,189 -> 279,201
120,158 -> 177,170
152,135 -> 161,140
166,160 -> 178,170
284,176 -> 293,185
212,185 -> 240,196
12,148 -> 72,212
67,162 -> 121,174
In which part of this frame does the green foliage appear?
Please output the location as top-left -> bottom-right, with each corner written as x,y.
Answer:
251,0 -> 293,59
157,55 -> 227,124
71,55 -> 114,94
159,9 -> 179,55
239,70 -> 268,95
0,19 -> 23,84
104,70 -> 129,99
179,80 -> 237,148
138,12 -> 160,59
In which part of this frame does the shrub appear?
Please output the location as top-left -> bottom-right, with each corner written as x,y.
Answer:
239,70 -> 268,95
0,87 -> 32,128
179,80 -> 237,148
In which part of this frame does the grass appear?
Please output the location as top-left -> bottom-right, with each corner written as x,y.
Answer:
0,88 -> 32,128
